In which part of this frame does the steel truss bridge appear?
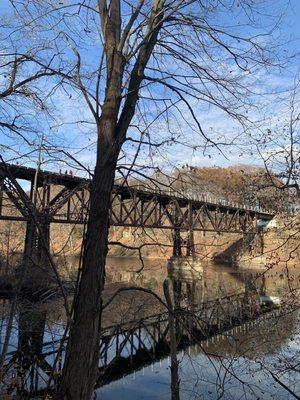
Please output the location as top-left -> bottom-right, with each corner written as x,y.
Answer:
0,163 -> 273,230
0,163 -> 274,258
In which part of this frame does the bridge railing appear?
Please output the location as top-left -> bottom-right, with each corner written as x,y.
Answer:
0,162 -> 274,216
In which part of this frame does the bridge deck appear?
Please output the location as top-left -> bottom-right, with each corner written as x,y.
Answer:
0,163 -> 274,215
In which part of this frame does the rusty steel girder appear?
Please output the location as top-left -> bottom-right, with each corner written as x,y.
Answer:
0,163 -> 274,233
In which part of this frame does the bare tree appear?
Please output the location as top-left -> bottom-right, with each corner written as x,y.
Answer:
3,0 -> 290,398
1,52 -> 53,153
257,77 -> 300,198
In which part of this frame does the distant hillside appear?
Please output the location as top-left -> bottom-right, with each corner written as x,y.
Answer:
148,164 -> 297,212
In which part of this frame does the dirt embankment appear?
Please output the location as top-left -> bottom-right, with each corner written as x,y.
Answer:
215,215 -> 300,268
0,214 -> 298,282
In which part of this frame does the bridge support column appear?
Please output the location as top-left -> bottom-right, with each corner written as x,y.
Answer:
22,178 -> 52,290
186,230 -> 195,258
23,216 -> 51,290
172,229 -> 182,257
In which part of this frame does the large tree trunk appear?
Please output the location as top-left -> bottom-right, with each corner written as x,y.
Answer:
55,1 -> 165,395
56,145 -> 118,399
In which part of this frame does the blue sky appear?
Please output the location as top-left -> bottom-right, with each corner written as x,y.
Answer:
284,0 -> 300,51
0,0 -> 299,176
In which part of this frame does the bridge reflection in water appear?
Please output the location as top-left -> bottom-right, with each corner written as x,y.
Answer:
0,260 -> 298,397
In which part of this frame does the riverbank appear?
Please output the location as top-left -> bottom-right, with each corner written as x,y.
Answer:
0,214 -> 298,289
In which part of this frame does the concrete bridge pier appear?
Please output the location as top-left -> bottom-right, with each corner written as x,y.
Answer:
167,257 -> 203,290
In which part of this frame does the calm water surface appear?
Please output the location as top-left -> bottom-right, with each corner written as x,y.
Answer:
98,258 -> 300,400
0,257 -> 299,399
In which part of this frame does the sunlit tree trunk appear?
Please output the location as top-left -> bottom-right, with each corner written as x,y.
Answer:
56,133 -> 120,399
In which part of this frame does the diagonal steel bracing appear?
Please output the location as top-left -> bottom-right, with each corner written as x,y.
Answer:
0,162 -> 274,233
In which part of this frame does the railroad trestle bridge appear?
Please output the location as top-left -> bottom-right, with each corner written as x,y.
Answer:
0,163 -> 274,262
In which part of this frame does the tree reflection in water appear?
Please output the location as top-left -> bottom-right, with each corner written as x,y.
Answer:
0,260 -> 299,399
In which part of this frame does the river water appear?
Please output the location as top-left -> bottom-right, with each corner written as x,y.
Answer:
0,257 -> 299,399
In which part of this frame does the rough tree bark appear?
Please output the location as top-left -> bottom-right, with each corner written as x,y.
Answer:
56,138 -> 120,399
